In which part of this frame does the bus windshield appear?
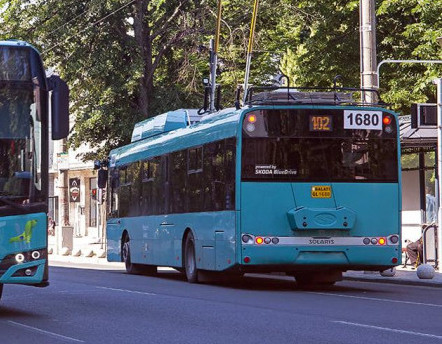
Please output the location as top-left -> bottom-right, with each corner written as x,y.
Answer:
241,108 -> 398,183
0,80 -> 41,200
0,47 -> 31,81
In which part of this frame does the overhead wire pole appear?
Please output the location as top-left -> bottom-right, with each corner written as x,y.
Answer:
209,0 -> 223,113
436,78 -> 442,271
359,0 -> 378,104
243,0 -> 259,104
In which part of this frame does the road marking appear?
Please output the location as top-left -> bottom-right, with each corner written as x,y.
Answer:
311,292 -> 442,308
333,321 -> 442,340
7,321 -> 84,343
97,286 -> 156,296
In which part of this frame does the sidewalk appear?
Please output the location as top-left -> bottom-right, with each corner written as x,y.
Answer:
48,253 -> 442,287
48,254 -> 125,271
344,266 -> 442,288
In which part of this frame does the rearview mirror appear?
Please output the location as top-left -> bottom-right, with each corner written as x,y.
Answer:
48,75 -> 69,140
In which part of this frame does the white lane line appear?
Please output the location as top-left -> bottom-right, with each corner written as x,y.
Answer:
333,321 -> 442,340
7,321 -> 84,343
310,292 -> 442,308
97,286 -> 156,296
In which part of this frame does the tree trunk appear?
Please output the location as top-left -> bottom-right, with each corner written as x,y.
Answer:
133,0 -> 154,118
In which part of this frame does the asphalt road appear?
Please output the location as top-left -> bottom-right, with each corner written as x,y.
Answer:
1,266 -> 442,344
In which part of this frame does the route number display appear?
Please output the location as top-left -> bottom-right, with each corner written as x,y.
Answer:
309,115 -> 333,132
343,110 -> 382,130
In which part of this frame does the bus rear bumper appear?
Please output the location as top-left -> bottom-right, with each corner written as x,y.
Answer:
239,245 -> 400,273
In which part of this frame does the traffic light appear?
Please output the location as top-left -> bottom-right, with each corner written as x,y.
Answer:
411,103 -> 437,128
91,188 -> 97,200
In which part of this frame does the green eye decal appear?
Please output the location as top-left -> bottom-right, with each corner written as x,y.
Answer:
9,219 -> 38,244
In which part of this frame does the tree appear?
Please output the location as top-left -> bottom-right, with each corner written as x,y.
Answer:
1,0 -> 441,159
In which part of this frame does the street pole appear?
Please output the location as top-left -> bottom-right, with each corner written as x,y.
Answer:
359,0 -> 378,103
436,78 -> 442,271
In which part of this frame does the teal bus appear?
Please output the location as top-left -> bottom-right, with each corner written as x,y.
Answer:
0,40 -> 69,300
104,88 -> 401,285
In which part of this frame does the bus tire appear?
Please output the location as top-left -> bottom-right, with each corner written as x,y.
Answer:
122,236 -> 142,275
184,232 -> 199,283
0,283 -> 3,301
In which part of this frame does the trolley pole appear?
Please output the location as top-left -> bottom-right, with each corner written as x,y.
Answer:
243,0 -> 259,104
209,0 -> 222,113
436,77 -> 442,271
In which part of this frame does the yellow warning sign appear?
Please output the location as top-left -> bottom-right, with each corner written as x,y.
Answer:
311,186 -> 332,198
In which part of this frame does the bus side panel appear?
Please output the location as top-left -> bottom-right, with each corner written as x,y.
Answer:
167,211 -> 237,271
106,219 -> 122,262
107,211 -> 237,271
0,212 -> 48,284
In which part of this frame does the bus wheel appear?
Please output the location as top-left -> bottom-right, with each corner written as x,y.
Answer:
0,283 -> 3,301
184,232 -> 199,283
122,237 -> 139,274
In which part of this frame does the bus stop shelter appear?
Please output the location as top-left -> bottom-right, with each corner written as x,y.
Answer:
400,116 -> 438,267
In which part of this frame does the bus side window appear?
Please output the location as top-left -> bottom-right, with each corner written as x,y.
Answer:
170,151 -> 186,213
110,168 -> 119,217
203,142 -> 215,211
225,138 -> 236,210
188,146 -> 204,212
212,141 -> 225,211
160,155 -> 169,215
128,162 -> 141,216
119,166 -> 130,218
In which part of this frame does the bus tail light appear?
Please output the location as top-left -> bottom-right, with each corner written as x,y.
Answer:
383,116 -> 392,125
247,114 -> 257,123
255,237 -> 264,245
388,235 -> 399,244
244,256 -> 251,263
378,237 -> 386,245
242,234 -> 253,244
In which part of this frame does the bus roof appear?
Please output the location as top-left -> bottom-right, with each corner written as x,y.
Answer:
110,107 -> 241,167
0,40 -> 41,54
109,100 -> 398,168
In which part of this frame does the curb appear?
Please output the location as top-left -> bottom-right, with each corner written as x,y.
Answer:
48,255 -> 442,288
343,275 -> 442,288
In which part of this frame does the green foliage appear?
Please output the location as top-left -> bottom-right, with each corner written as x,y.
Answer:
1,0 -> 441,160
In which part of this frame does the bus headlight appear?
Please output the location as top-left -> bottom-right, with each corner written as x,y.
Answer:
15,253 -> 25,263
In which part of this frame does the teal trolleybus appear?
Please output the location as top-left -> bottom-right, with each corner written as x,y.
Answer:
0,40 -> 69,300
105,88 -> 401,285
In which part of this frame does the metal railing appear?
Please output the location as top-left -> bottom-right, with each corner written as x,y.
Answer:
422,223 -> 438,268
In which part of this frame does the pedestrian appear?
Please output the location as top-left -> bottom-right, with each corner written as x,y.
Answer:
48,216 -> 55,236
406,237 -> 423,268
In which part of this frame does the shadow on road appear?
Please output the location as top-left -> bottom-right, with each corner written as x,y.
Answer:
0,306 -> 40,319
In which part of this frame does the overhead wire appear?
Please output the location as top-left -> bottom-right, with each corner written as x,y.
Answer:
45,5 -> 93,38
43,0 -> 136,54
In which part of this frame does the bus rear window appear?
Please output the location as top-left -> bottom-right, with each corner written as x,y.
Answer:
241,109 -> 398,183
